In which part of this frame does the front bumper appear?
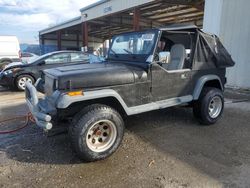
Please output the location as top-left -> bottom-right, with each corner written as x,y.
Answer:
25,82 -> 53,130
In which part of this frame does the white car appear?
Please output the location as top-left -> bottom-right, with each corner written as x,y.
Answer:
0,36 -> 21,70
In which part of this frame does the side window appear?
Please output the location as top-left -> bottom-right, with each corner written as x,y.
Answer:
70,53 -> 89,62
22,53 -> 32,57
45,53 -> 70,64
157,32 -> 195,71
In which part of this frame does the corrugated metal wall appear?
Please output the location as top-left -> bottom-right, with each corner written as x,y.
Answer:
81,0 -> 154,22
203,0 -> 250,89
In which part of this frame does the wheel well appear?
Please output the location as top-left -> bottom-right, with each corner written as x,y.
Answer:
14,73 -> 36,84
60,97 -> 127,119
203,79 -> 222,90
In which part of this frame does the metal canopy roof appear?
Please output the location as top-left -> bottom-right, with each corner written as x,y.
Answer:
137,0 -> 204,25
86,0 -> 204,39
39,16 -> 82,35
80,0 -> 110,12
41,0 -> 204,41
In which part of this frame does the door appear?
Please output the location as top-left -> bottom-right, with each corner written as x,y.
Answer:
151,64 -> 192,101
151,30 -> 196,101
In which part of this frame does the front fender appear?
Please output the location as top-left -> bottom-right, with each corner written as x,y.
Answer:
56,89 -> 129,113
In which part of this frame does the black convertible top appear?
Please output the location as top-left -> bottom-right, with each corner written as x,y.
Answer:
195,30 -> 235,69
160,24 -> 235,69
160,24 -> 198,31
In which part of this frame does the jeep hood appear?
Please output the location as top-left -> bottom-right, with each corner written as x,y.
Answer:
43,62 -> 148,90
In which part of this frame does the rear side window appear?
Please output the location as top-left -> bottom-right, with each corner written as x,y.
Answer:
45,53 -> 70,64
70,53 -> 89,62
22,53 -> 32,57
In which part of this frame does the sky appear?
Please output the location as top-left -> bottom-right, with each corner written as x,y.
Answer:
0,0 -> 99,44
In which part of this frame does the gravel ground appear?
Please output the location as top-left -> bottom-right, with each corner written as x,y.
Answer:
0,86 -> 250,188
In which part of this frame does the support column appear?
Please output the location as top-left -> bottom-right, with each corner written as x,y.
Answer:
41,35 -> 45,45
40,35 -> 45,55
133,8 -> 140,31
57,30 -> 61,51
108,31 -> 111,48
76,32 -> 80,50
82,22 -> 88,49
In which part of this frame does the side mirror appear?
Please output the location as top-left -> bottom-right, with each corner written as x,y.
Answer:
159,52 -> 170,64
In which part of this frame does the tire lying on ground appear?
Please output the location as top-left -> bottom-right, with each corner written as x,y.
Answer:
193,87 -> 224,125
69,104 -> 124,162
15,74 -> 35,91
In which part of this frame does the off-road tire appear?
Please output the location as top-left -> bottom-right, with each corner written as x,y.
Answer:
15,74 -> 35,91
69,104 -> 124,162
193,87 -> 224,125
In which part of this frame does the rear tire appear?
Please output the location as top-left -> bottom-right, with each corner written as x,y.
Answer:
15,74 -> 35,91
193,87 -> 224,125
69,104 -> 124,162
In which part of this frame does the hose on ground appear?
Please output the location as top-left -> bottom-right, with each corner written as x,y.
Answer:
0,112 -> 35,134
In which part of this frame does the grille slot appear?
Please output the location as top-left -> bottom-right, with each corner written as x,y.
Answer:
44,76 -> 55,96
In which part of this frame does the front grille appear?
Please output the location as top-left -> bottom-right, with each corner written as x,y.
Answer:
25,87 -> 31,101
44,76 -> 55,96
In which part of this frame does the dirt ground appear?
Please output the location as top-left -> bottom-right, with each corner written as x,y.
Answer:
0,86 -> 250,188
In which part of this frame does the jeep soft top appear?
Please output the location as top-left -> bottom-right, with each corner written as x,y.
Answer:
25,25 -> 235,162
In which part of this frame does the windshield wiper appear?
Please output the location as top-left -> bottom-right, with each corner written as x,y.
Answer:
123,49 -> 133,54
123,49 -> 137,59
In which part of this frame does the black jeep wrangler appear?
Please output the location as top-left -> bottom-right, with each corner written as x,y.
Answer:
25,25 -> 235,162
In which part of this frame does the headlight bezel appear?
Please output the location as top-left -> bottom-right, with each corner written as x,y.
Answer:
3,70 -> 13,75
3,68 -> 21,75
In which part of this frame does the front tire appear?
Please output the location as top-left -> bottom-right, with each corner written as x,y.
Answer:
15,74 -> 35,91
193,87 -> 224,125
69,104 -> 124,162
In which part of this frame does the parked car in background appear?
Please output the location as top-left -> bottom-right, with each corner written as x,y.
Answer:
21,52 -> 39,63
0,51 -> 104,90
0,36 -> 21,70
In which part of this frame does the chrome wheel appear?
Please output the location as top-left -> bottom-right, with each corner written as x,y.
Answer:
208,96 -> 223,118
86,120 -> 117,153
18,77 -> 32,90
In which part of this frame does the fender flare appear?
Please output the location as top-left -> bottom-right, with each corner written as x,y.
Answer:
57,89 -> 130,114
15,72 -> 36,81
56,89 -> 194,116
193,75 -> 223,100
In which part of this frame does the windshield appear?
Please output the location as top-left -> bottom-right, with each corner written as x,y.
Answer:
108,31 -> 158,62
